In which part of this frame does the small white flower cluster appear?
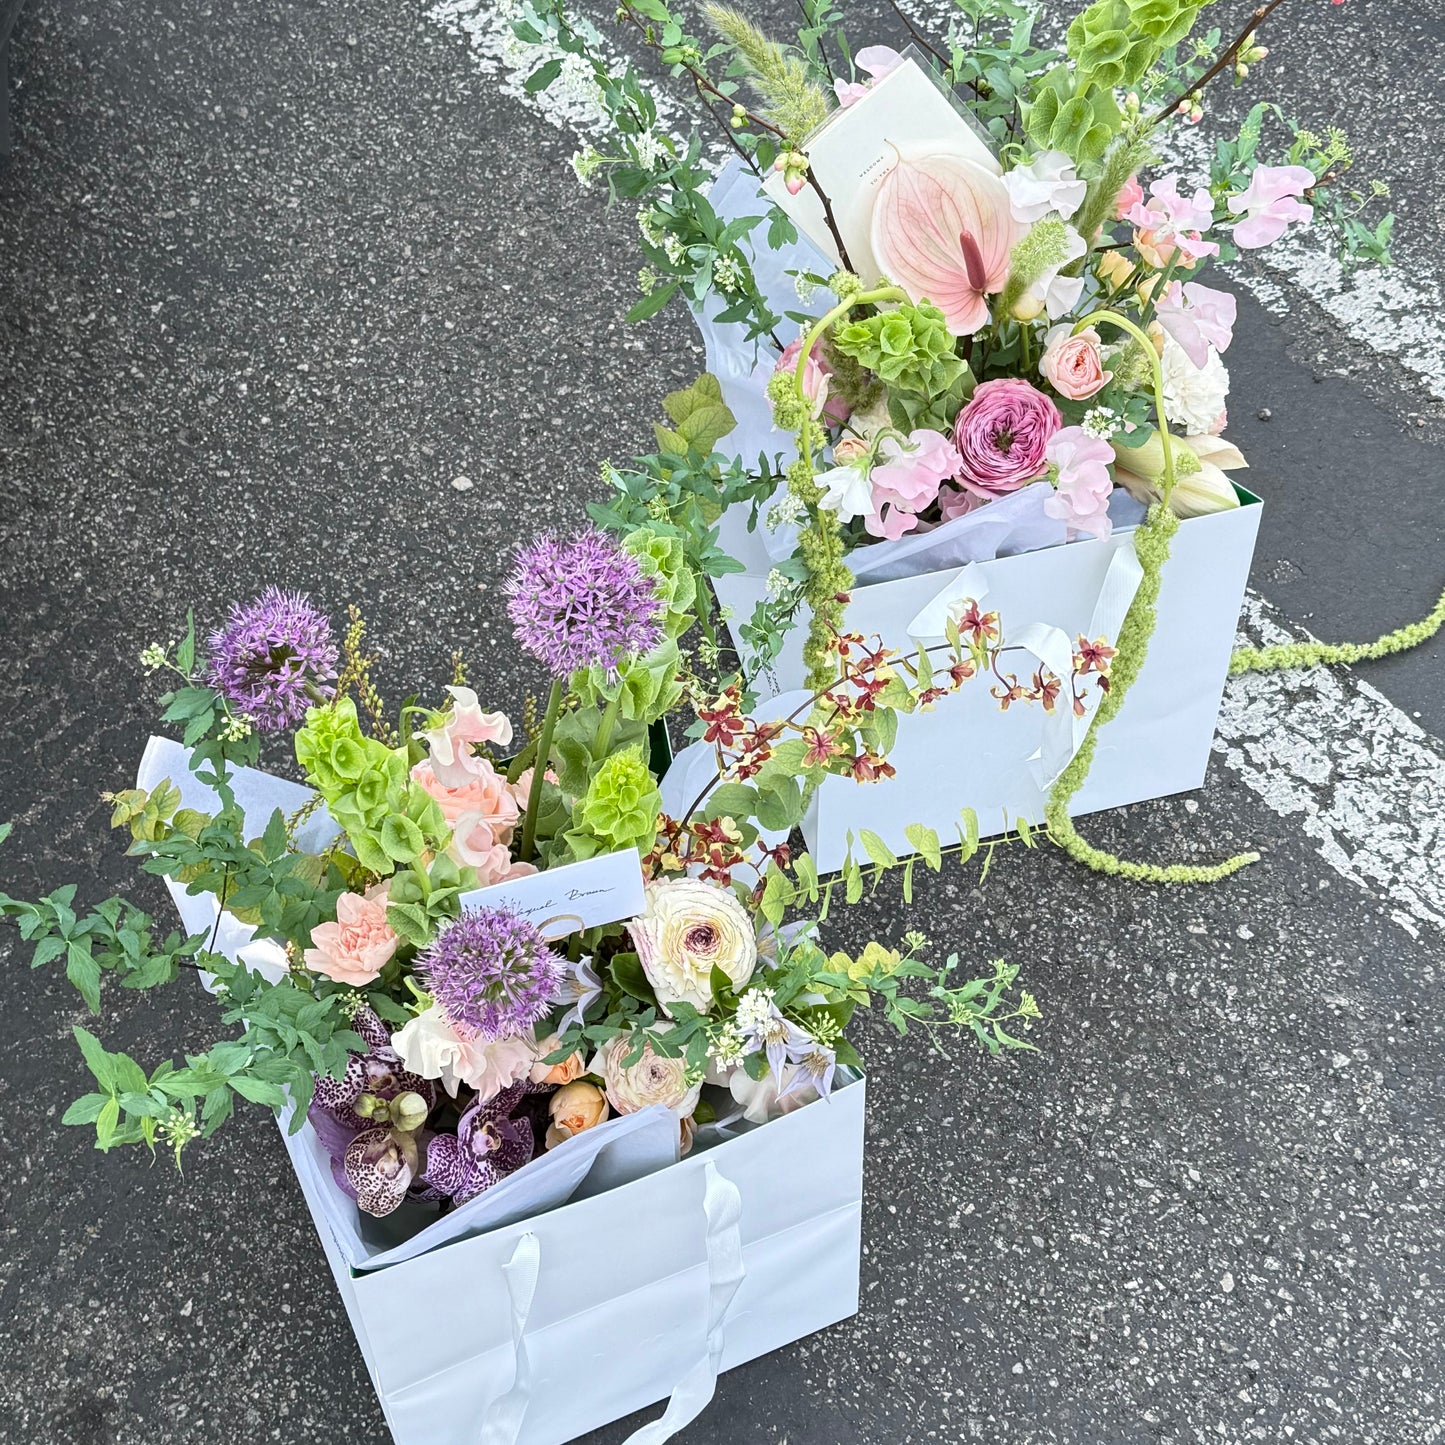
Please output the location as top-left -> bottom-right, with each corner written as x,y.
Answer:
764,489 -> 804,530
734,986 -> 776,1032
632,131 -> 667,171
637,207 -> 665,246
765,568 -> 789,601
218,715 -> 254,744
708,1022 -> 747,1070
139,642 -> 168,673
570,146 -> 604,188
712,253 -> 744,293
1081,405 -> 1121,440
793,271 -> 818,303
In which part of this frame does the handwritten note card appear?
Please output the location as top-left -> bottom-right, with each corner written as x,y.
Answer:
457,849 -> 647,941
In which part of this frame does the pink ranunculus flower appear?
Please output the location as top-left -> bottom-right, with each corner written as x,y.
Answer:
1155,281 -> 1238,369
1227,165 -> 1315,248
1039,325 -> 1112,401
422,686 -> 513,788
866,428 -> 963,540
1044,427 -> 1115,541
833,44 -> 902,106
303,883 -> 398,986
411,757 -> 520,840
953,379 -> 1061,500
773,336 -> 850,427
1113,174 -> 1144,220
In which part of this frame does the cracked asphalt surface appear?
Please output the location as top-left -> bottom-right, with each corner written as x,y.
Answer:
1,2 -> 1442,1443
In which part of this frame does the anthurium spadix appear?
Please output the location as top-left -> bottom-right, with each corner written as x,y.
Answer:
869,147 -> 1020,335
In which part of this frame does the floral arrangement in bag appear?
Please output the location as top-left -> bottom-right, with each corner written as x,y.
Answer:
1,505 -> 1054,1222
518,0 -> 1389,690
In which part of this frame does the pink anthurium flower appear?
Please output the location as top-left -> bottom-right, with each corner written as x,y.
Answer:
1227,165 -> 1315,248
1155,281 -> 1237,368
870,149 -> 1020,335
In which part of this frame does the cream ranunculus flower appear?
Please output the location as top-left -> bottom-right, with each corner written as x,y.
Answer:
626,878 -> 758,1014
594,1026 -> 702,1119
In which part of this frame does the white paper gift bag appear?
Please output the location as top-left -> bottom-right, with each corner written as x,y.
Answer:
694,161 -> 1262,872
135,738 -> 867,1445
281,1075 -> 865,1445
706,494 -> 1261,873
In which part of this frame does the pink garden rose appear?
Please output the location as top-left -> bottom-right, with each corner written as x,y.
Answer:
1039,325 -> 1112,401
303,883 -> 398,986
774,336 -> 850,427
421,686 -> 513,788
953,378 -> 1061,500
833,45 -> 902,106
866,428 -> 963,540
1227,165 -> 1314,248
1043,427 -> 1115,541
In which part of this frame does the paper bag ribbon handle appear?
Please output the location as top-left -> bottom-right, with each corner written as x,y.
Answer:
622,1159 -> 746,1444
906,542 -> 1145,789
477,1232 -> 541,1445
477,1161 -> 744,1445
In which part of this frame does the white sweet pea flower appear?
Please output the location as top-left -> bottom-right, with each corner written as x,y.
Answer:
1004,151 -> 1089,224
1025,224 -> 1088,319
815,462 -> 875,523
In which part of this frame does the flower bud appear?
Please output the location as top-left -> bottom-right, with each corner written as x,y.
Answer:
390,1090 -> 430,1133
1011,292 -> 1045,321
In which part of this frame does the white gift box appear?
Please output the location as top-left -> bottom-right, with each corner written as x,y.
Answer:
135,738 -> 866,1445
693,161 -> 1261,872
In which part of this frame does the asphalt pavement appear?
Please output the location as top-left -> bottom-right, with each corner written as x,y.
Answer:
1,2 -> 1442,1443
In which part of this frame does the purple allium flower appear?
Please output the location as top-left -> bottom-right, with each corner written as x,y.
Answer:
418,907 -> 564,1042
505,528 -> 662,679
205,586 -> 338,731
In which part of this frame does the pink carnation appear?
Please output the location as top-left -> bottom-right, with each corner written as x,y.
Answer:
1044,427 -> 1115,540
303,883 -> 398,986
952,379 -> 1061,500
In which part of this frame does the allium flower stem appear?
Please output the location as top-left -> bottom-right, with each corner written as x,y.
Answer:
592,692 -> 622,761
520,678 -> 563,863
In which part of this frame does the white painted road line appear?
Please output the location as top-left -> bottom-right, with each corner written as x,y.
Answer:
429,0 -> 1445,941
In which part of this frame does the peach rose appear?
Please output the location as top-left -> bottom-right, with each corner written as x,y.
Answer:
545,1081 -> 609,1148
303,883 -> 398,986
1039,325 -> 1112,401
411,758 -> 520,838
530,1034 -> 585,1086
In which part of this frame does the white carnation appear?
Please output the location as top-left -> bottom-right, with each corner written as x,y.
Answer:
1160,332 -> 1230,437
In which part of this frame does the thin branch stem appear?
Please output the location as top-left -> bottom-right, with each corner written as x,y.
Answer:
1150,0 -> 1294,125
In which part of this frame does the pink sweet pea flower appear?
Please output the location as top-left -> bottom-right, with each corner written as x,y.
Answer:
1043,428 -> 1115,541
865,428 -> 962,540
834,45 -> 903,107
1126,174 -> 1220,264
1227,165 -> 1315,248
1155,281 -> 1237,368
422,686 -> 513,788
